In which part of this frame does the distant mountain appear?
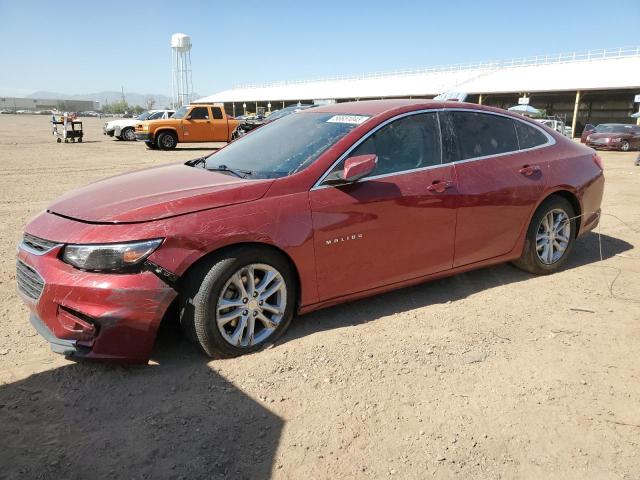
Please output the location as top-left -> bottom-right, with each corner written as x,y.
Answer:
26,91 -> 199,108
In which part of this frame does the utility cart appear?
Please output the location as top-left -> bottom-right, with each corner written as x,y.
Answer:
51,113 -> 83,143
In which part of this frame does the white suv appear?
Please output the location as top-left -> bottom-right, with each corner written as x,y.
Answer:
103,110 -> 174,141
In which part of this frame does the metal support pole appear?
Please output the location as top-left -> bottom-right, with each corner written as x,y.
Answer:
478,94 -> 483,105
571,90 -> 581,138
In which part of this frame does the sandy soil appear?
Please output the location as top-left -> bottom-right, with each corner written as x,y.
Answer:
0,115 -> 639,479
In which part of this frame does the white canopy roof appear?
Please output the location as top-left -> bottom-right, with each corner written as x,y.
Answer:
196,48 -> 640,103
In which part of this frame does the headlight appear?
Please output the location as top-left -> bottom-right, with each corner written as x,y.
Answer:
604,138 -> 610,143
586,135 -> 591,141
62,239 -> 163,271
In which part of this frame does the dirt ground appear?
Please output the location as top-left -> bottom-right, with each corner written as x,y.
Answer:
0,115 -> 639,479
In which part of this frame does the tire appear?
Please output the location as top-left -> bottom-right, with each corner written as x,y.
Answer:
145,141 -> 158,150
620,140 -> 630,152
179,247 -> 296,358
512,195 -> 576,275
121,127 -> 136,141
157,132 -> 177,150
78,137 -> 82,143
231,126 -> 245,141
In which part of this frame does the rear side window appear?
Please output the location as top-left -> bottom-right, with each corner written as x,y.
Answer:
345,112 -> 442,177
446,111 -> 519,161
515,121 -> 549,149
212,107 -> 223,120
189,107 -> 209,120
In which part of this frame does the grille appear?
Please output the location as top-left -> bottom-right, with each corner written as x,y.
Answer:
16,259 -> 45,301
21,233 -> 60,255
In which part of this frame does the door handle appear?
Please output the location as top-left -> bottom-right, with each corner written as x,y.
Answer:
427,180 -> 454,193
519,165 -> 541,176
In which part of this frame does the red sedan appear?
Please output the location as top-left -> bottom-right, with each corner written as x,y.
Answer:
16,100 -> 604,363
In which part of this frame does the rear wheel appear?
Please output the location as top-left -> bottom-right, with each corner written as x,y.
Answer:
121,127 -> 136,141
620,140 -> 630,152
179,247 -> 296,357
157,132 -> 177,150
512,196 -> 576,275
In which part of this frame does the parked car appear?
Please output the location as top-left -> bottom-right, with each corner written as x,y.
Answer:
581,123 -> 596,143
535,118 -> 570,137
585,123 -> 640,151
135,104 -> 239,149
16,100 -> 604,363
235,105 -> 316,138
104,110 -> 174,141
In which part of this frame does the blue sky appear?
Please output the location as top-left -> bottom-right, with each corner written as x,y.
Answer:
1,0 -> 638,97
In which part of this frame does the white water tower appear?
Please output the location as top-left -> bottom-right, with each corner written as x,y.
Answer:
171,33 -> 193,108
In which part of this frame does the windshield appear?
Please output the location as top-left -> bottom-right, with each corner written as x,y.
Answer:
204,112 -> 368,178
172,106 -> 189,119
594,124 -> 632,133
136,111 -> 152,121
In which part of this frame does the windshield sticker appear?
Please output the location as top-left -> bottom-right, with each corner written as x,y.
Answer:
326,115 -> 370,125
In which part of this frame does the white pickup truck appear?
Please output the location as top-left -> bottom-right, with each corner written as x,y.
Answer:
103,110 -> 174,141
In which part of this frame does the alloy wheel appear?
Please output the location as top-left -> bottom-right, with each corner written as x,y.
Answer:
216,263 -> 287,347
536,208 -> 571,264
123,128 -> 135,141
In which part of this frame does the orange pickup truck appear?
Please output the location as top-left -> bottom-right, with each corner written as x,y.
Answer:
135,103 -> 240,150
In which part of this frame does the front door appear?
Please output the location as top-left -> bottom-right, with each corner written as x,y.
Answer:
182,106 -> 213,142
310,111 -> 458,301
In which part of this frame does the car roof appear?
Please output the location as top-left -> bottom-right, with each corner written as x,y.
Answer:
305,99 -> 504,117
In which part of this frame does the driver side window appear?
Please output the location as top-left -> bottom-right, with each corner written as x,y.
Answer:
329,112 -> 442,180
189,107 -> 209,120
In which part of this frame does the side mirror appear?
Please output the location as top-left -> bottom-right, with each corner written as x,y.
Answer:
185,114 -> 192,120
325,154 -> 377,185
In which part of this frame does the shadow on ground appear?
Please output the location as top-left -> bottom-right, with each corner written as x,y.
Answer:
0,334 -> 282,480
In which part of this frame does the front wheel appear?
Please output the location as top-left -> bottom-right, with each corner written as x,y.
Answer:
179,247 -> 296,357
620,140 -> 630,152
157,132 -> 177,150
512,196 -> 576,275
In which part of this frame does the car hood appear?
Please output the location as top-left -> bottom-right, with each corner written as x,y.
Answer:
106,119 -> 137,128
47,163 -> 273,223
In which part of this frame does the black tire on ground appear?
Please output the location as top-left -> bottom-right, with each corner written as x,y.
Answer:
512,195 -> 576,275
620,140 -> 630,152
78,137 -> 82,143
57,138 -> 61,143
121,127 -> 136,141
145,141 -> 158,150
157,132 -> 177,150
178,247 -> 296,358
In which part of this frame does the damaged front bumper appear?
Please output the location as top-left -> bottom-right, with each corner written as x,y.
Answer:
16,244 -> 177,363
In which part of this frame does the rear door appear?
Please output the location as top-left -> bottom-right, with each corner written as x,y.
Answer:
182,106 -> 213,142
441,110 -> 549,267
209,106 -> 229,141
310,111 -> 458,301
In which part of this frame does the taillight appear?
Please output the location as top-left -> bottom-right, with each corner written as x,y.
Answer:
592,153 -> 603,170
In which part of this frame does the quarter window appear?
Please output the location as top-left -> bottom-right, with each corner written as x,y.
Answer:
446,111 -> 519,161
515,121 -> 548,149
212,107 -> 223,119
189,107 -> 209,120
330,112 -> 442,180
